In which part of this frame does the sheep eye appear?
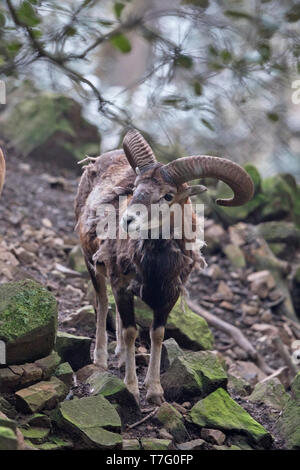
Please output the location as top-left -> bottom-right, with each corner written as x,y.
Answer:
164,193 -> 173,202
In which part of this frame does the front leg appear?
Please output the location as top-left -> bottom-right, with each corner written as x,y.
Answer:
144,326 -> 165,405
114,309 -> 125,369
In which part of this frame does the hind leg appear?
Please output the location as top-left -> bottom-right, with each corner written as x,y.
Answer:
114,309 -> 126,368
86,260 -> 108,369
113,287 -> 139,403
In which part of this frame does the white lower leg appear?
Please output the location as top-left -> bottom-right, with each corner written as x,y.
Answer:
115,310 -> 125,368
93,281 -> 108,369
123,326 -> 139,402
144,326 -> 165,405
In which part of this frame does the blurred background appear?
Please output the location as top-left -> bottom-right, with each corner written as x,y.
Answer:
0,0 -> 299,177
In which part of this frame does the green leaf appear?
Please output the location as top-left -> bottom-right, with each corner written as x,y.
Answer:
0,12 -> 6,28
7,41 -> 23,55
192,80 -> 203,96
181,0 -> 209,7
114,2 -> 125,19
267,112 -> 279,122
286,5 -> 300,23
110,33 -> 131,53
17,1 -> 41,27
201,118 -> 214,131
220,49 -> 232,63
175,54 -> 193,69
224,10 -> 253,21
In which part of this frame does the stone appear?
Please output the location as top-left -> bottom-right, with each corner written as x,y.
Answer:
204,223 -> 226,254
86,371 -> 141,425
161,338 -> 184,371
35,351 -> 61,379
20,426 -> 50,444
0,280 -> 58,364
0,92 -> 100,171
0,362 -> 44,392
54,362 -> 74,387
249,377 -> 289,411
15,377 -> 68,413
227,373 -> 252,397
228,361 -> 266,387
201,428 -> 226,445
223,244 -> 246,269
140,438 -> 171,450
247,270 -> 276,289
177,439 -> 206,450
242,304 -> 258,316
56,394 -> 122,450
31,436 -> 73,450
0,411 -> 16,432
0,426 -> 18,450
257,221 -> 300,248
123,439 -> 140,450
0,367 -> 21,392
62,306 -> 95,334
68,245 -> 88,274
55,331 -> 92,371
215,281 -> 234,301
161,350 -> 227,402
156,402 -> 189,443
76,364 -> 100,382
134,296 -> 214,351
26,413 -> 51,428
190,388 -> 272,448
0,397 -> 17,419
276,372 -> 300,449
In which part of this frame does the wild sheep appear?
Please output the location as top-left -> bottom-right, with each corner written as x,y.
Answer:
0,149 -> 5,196
75,129 -> 254,404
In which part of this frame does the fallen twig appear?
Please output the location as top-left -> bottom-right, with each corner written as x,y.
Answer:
127,407 -> 159,430
271,336 -> 298,378
187,300 -> 274,375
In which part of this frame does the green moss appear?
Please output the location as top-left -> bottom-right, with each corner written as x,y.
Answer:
0,426 -> 18,450
190,388 -> 272,447
141,438 -> 171,450
244,164 -> 261,192
20,426 -> 50,444
0,280 -> 57,342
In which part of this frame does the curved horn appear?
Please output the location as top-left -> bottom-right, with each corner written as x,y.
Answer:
162,155 -> 254,206
123,129 -> 157,173
0,148 -> 5,196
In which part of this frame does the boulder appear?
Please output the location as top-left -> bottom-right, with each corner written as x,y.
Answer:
248,377 -> 289,411
62,306 -> 95,334
54,362 -> 74,387
135,296 -> 214,351
257,221 -> 300,247
34,351 -> 61,379
161,338 -> 184,371
140,438 -> 171,450
56,394 -> 122,450
0,426 -> 18,450
189,388 -> 272,448
276,372 -> 300,449
86,371 -> 141,425
15,377 -> 68,413
156,402 -> 189,443
0,362 -> 44,392
20,426 -> 50,445
227,373 -> 252,397
200,428 -> 226,446
55,331 -> 92,371
161,350 -> 227,402
0,280 -> 57,364
0,93 -> 100,171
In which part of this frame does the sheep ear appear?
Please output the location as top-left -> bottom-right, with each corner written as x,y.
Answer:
178,185 -> 207,200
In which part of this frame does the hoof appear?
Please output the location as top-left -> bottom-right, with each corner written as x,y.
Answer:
93,350 -> 108,370
146,384 -> 165,405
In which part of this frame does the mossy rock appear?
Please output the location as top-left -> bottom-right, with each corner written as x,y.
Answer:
140,438 -> 171,450
55,331 -> 92,371
35,351 -> 61,379
0,396 -> 17,419
54,362 -> 74,387
135,297 -> 214,351
57,394 -> 122,450
161,338 -> 184,372
156,402 -> 189,442
86,371 -> 141,425
161,350 -> 227,402
249,377 -> 289,411
257,221 -> 300,247
31,436 -> 73,450
0,280 -> 58,364
0,425 -> 18,450
189,388 -> 272,448
20,426 -> 50,444
276,372 -> 300,449
1,93 -> 100,171
123,439 -> 140,450
0,411 -> 16,432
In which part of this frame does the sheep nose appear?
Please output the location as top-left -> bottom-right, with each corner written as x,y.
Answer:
126,215 -> 134,228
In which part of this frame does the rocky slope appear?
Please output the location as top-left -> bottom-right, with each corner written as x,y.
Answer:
0,146 -> 300,450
